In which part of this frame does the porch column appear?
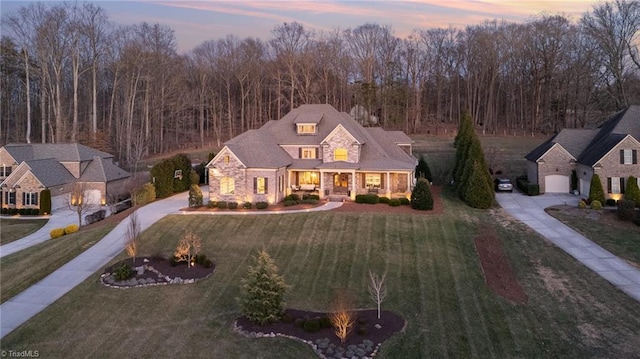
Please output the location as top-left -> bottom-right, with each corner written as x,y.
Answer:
319,170 -> 325,200
407,172 -> 412,196
386,172 -> 391,198
351,170 -> 356,201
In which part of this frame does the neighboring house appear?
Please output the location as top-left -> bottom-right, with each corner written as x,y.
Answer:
525,106 -> 640,200
0,143 -> 131,212
206,104 -> 416,204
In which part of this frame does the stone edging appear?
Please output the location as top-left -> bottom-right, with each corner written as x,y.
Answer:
100,263 -> 212,289
232,320 -> 383,359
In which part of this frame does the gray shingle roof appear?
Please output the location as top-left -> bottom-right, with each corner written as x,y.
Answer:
225,130 -> 292,168
3,143 -> 114,162
80,156 -> 130,182
24,158 -> 76,187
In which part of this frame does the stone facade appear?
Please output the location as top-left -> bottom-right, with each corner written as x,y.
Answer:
322,126 -> 359,163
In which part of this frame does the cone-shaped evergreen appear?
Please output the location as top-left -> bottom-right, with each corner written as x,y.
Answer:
588,174 -> 605,204
453,111 -> 474,190
463,161 -> 494,209
39,189 -> 51,215
454,110 -> 473,148
240,250 -> 288,324
624,176 -> 640,206
411,178 -> 434,210
415,155 -> 432,182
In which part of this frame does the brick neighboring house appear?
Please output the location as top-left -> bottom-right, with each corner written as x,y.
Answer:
525,106 -> 640,200
0,143 -> 131,212
206,104 -> 417,204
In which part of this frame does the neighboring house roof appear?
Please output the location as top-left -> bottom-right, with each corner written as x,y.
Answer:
3,143 -> 114,163
24,158 -> 76,187
80,156 -> 130,182
526,105 -> 640,167
225,130 -> 292,168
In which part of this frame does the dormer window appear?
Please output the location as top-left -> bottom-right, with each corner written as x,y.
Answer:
297,124 -> 316,135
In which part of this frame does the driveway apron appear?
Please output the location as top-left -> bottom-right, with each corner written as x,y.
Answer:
495,192 -> 640,303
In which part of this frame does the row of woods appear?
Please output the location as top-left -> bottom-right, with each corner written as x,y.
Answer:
2,1 -> 640,165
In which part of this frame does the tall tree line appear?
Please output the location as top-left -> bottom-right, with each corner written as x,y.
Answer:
1,1 -> 639,165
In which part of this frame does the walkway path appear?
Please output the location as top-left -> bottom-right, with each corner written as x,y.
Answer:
0,191 -> 342,338
496,192 -> 640,303
0,208 -> 77,258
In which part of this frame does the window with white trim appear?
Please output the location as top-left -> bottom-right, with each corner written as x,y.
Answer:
255,177 -> 266,194
23,192 -> 38,206
334,148 -> 348,161
220,177 -> 234,195
365,174 -> 381,189
301,148 -> 316,159
4,191 -> 16,205
611,177 -> 621,194
624,149 -> 632,164
297,124 -> 316,134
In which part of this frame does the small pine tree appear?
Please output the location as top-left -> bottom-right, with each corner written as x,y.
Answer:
588,174 -> 605,204
39,188 -> 52,215
453,111 -> 475,189
463,161 -> 494,209
624,176 -> 640,206
240,250 -> 288,325
188,184 -> 203,207
411,178 -> 434,210
415,155 -> 433,183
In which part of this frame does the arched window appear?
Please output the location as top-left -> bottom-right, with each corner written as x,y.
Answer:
334,148 -> 348,161
220,177 -> 235,194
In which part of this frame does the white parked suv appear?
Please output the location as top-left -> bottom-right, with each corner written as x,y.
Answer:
494,178 -> 513,192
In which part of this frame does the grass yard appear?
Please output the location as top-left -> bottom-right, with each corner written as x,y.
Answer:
2,191 -> 639,358
546,207 -> 640,267
0,218 -> 48,245
0,224 -> 115,303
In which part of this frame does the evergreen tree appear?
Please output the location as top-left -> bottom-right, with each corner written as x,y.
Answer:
188,184 -> 203,207
588,174 -> 605,204
240,250 -> 288,325
624,176 -> 640,206
463,161 -> 494,209
172,153 -> 193,193
415,155 -> 432,183
39,189 -> 51,215
453,111 -> 474,189
411,178 -> 434,210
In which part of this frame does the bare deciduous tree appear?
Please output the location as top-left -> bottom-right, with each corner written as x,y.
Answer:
125,212 -> 140,262
368,271 -> 387,320
174,231 -> 201,268
328,289 -> 357,343
67,182 -> 98,227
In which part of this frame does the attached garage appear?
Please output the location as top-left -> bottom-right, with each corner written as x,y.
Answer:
545,174 -> 570,193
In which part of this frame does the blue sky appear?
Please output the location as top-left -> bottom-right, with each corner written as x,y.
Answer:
1,1 -> 598,53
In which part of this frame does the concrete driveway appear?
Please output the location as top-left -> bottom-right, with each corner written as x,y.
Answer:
495,192 -> 640,303
0,207 -> 79,258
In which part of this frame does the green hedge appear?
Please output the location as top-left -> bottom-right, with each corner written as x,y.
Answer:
355,194 -> 380,204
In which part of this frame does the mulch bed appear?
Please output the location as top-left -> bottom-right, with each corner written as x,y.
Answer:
101,256 -> 215,288
474,226 -> 528,303
235,309 -> 405,358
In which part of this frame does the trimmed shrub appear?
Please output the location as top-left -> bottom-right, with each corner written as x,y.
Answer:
355,194 -> 379,204
50,228 -> 65,239
188,184 -> 203,207
578,200 -> 587,209
379,196 -> 390,203
113,262 -> 133,281
228,202 -> 238,209
207,201 -> 217,208
590,200 -> 602,210
216,201 -> 228,209
302,194 -> 320,200
617,199 -> 636,221
299,199 -> 318,205
189,169 -> 200,186
281,312 -> 295,324
256,202 -> 268,209
399,197 -> 410,205
9,208 -> 18,215
388,198 -> 401,206
605,199 -> 617,207
195,254 -> 214,268
412,178 -> 434,210
463,161 -> 494,209
1,208 -> 8,215
303,318 -> 321,333
243,202 -> 252,209
527,184 -> 540,196
64,224 -> 79,234
415,154 -> 433,183
588,174 -> 605,204
283,200 -> 297,207
624,176 -> 640,206
40,188 -> 52,215
284,194 -> 300,201
135,182 -> 156,206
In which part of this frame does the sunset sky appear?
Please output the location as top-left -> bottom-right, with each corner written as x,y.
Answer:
1,1 -> 599,53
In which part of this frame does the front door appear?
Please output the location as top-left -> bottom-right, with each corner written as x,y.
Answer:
333,173 -> 349,193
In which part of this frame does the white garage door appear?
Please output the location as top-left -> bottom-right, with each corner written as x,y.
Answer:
545,175 -> 570,193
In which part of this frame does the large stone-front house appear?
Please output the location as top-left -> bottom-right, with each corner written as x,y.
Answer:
206,104 -> 416,204
525,106 -> 640,200
0,143 -> 130,212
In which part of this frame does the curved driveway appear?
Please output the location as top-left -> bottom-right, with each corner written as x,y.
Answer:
495,192 -> 640,302
0,189 -> 342,338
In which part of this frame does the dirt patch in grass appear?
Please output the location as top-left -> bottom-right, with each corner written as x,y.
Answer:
236,309 -> 405,358
474,225 -> 528,304
536,264 -> 571,301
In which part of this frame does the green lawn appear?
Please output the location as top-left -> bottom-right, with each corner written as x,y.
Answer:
546,207 -> 640,266
0,218 -> 48,245
2,191 -> 638,358
0,225 -> 115,303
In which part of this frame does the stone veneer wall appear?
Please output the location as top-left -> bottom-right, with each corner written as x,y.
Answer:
321,127 -> 360,163
208,149 -> 247,204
